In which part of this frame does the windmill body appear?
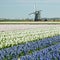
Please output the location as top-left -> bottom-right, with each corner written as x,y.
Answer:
29,10 -> 41,21
35,11 -> 41,21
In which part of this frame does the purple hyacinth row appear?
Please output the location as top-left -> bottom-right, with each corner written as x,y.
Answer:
0,35 -> 60,60
20,43 -> 60,60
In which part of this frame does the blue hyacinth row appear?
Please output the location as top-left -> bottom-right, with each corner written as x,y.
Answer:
0,35 -> 60,60
20,43 -> 60,60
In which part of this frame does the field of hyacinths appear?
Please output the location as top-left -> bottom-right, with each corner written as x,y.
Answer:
0,26 -> 60,60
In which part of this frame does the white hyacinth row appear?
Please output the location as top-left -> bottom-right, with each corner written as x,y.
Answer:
0,27 -> 60,49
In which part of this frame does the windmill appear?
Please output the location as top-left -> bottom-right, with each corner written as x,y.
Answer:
29,3 -> 42,21
29,10 -> 42,21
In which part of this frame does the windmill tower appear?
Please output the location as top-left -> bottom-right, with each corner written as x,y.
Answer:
29,3 -> 42,21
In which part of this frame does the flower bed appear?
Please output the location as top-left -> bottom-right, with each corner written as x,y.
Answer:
0,35 -> 60,60
0,27 -> 60,49
0,27 -> 60,60
20,43 -> 60,60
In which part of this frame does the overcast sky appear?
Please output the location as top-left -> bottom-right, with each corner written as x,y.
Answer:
0,0 -> 60,19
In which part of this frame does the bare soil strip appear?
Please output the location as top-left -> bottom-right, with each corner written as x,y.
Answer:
0,22 -> 60,24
